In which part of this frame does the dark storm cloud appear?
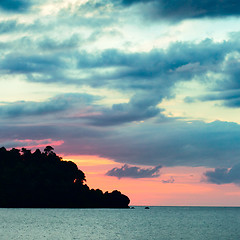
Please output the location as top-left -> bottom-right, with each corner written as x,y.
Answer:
0,0 -> 31,12
204,164 -> 240,185
116,0 -> 240,21
106,164 -> 162,178
0,93 -> 98,118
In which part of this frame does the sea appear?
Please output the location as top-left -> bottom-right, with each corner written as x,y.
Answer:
0,206 -> 240,240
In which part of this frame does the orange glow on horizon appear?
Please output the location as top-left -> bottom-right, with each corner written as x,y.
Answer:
62,154 -> 119,167
62,155 -> 240,206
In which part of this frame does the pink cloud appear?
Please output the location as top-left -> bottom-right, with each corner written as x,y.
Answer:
10,138 -> 64,149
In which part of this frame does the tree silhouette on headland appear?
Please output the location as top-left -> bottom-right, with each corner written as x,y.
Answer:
0,147 -> 130,208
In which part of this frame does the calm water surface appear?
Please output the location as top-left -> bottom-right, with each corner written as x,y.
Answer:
1,207 -> 240,240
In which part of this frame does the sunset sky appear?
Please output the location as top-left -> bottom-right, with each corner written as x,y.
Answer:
1,0 -> 240,206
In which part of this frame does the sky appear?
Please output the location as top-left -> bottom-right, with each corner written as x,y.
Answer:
1,0 -> 240,206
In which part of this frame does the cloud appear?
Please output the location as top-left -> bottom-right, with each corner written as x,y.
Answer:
1,113 -> 240,171
0,90 -> 162,126
71,38 -> 232,101
1,138 -> 64,149
55,120 -> 240,169
0,20 -> 19,34
38,34 -> 80,51
0,93 -> 99,118
0,19 -> 57,35
0,1 -> 240,99
161,177 -> 175,183
57,1 -> 120,30
3,37 -> 239,125
1,0 -> 240,173
116,0 -> 240,21
75,39 -> 231,92
85,93 -> 163,126
77,40 -> 227,77
184,90 -> 240,108
106,164 -> 162,178
0,52 -> 65,74
7,39 -> 229,126
119,0 -> 152,6
0,36 -> 237,102
204,164 -> 240,185
0,123 -> 107,144
0,0 -> 31,12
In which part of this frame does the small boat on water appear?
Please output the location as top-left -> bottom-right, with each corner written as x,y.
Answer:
145,207 -> 150,209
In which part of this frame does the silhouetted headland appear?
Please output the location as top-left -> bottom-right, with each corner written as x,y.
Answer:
0,146 -> 130,208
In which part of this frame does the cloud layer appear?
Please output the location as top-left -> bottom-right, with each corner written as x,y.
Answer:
0,0 -> 31,12
0,93 -> 97,118
2,35 -> 240,112
117,0 -> 240,21
59,120 -> 240,168
205,164 -> 240,185
106,164 -> 162,178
